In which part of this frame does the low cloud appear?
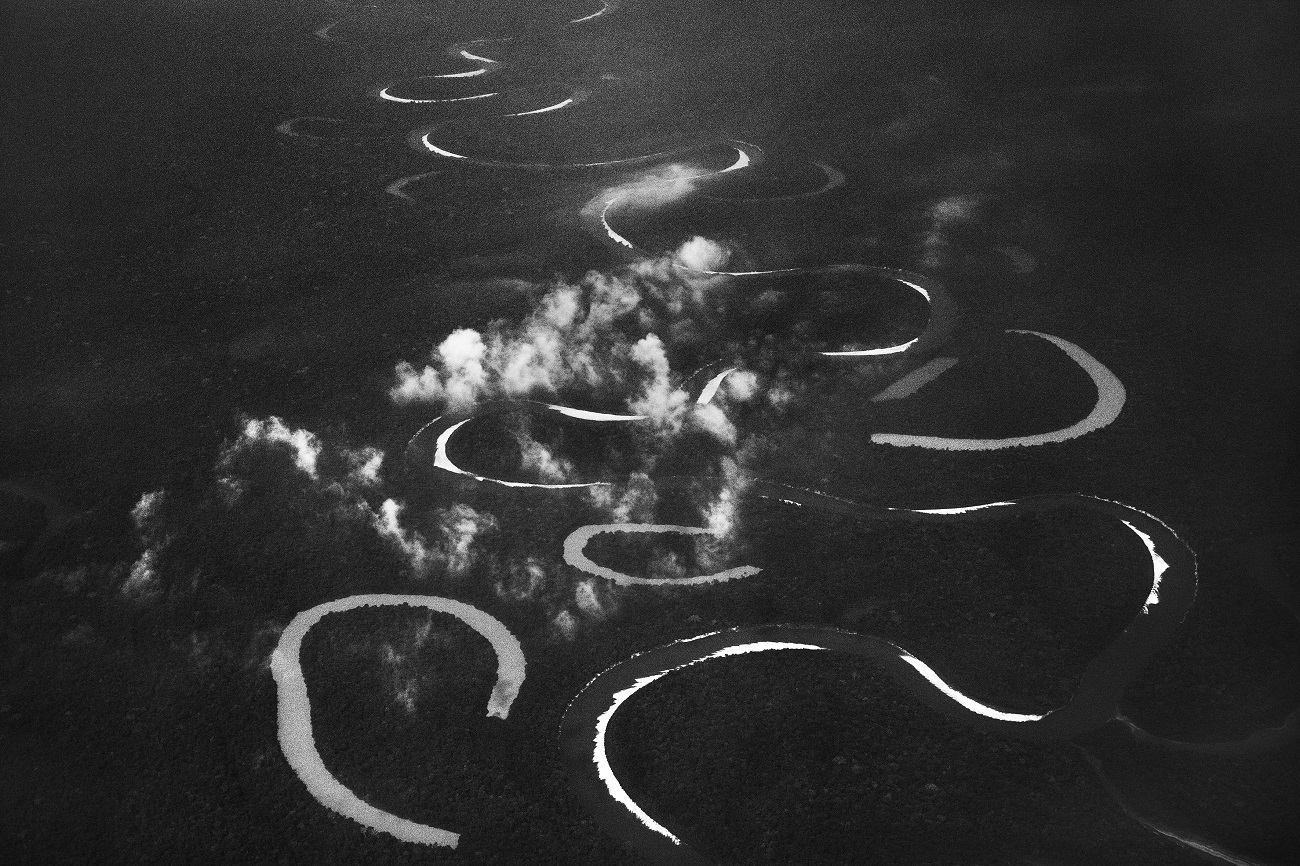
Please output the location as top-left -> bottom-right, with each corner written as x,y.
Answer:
373,498 -> 498,578
216,416 -> 387,513
391,327 -> 488,409
374,499 -> 438,575
343,446 -> 385,486
687,402 -> 737,446
675,235 -> 731,272
585,471 -> 658,523
232,416 -> 323,478
696,457 -> 749,571
723,369 -> 760,403
628,333 -> 690,434
551,609 -> 579,641
121,489 -> 168,603
515,427 -> 575,484
497,556 -> 549,602
389,236 -> 729,420
921,195 -> 980,271
121,545 -> 163,603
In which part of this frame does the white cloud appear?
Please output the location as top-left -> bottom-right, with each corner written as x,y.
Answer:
372,499 -> 498,578
121,546 -> 162,602
131,490 -> 166,535
390,327 -> 489,409
374,498 -> 437,576
930,195 -> 978,224
724,369 -> 760,403
574,579 -> 606,617
551,609 -> 579,641
688,402 -> 737,445
497,556 -> 548,602
122,488 -> 170,603
439,502 -> 497,576
388,247 -> 722,419
649,548 -> 687,581
586,471 -> 658,523
515,429 -> 575,484
921,195 -> 980,270
628,333 -> 689,433
343,447 -> 384,486
227,416 -> 323,479
697,457 -> 748,571
675,235 -> 731,271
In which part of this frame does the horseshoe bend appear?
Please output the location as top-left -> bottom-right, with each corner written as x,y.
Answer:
3,1 -> 1298,864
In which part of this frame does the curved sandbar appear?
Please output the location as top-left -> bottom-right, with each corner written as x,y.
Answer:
871,329 -> 1126,450
379,85 -> 500,105
699,158 -> 846,203
275,116 -> 343,138
416,130 -> 758,176
385,170 -> 441,201
569,0 -> 619,25
272,594 -> 526,848
447,38 -> 511,67
817,275 -> 935,357
406,400 -> 646,490
695,368 -> 738,405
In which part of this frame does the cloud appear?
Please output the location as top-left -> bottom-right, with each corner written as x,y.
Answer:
628,333 -> 689,433
585,471 -> 658,523
343,447 -> 384,486
724,369 -> 760,403
122,488 -> 168,603
514,423 -> 576,484
233,416 -> 323,478
688,402 -> 737,445
121,545 -> 163,602
574,578 -> 608,617
551,609 -> 579,641
439,502 -> 497,575
930,195 -> 978,224
215,416 -> 387,514
390,328 -> 488,409
376,613 -> 441,713
696,457 -> 749,571
389,242 -> 727,417
584,163 -> 706,229
921,195 -> 980,271
372,498 -> 498,578
649,548 -> 688,581
374,499 -> 438,576
132,490 -> 166,536
497,556 -> 549,602
675,235 -> 731,272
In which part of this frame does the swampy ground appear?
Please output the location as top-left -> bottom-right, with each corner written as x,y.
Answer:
2,1 -> 1299,864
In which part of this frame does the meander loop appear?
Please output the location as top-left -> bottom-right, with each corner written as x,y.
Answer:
557,487 -> 1197,863
271,595 -> 525,849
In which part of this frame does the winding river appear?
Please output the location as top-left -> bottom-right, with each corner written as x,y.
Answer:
270,2 -> 1296,863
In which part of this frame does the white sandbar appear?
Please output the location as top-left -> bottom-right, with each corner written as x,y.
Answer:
591,640 -> 824,843
696,368 -> 737,405
898,654 -> 1043,722
432,405 -> 643,489
871,330 -> 1126,450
